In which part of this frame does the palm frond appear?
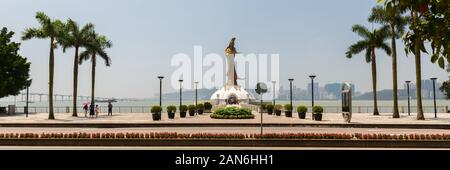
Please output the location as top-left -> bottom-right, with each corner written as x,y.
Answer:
352,24 -> 371,39
380,43 -> 392,56
22,28 -> 46,40
35,12 -> 51,28
346,40 -> 369,59
368,6 -> 390,24
97,49 -> 111,66
365,48 -> 372,63
78,50 -> 91,65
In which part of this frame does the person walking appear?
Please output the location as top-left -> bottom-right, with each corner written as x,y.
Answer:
95,105 -> 100,118
89,104 -> 95,118
108,102 -> 113,116
83,103 -> 88,117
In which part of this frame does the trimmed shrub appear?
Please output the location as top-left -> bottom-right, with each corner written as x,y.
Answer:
297,105 -> 307,113
210,107 -> 254,119
204,102 -> 213,110
150,105 -> 162,114
312,105 -> 324,114
166,105 -> 177,113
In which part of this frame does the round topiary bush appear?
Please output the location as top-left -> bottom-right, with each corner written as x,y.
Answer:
266,104 -> 274,115
188,105 -> 196,116
166,105 -> 176,119
210,107 -> 254,119
179,105 -> 187,118
296,105 -> 307,119
196,103 -> 204,115
312,105 -> 324,121
150,105 -> 162,121
204,102 -> 213,112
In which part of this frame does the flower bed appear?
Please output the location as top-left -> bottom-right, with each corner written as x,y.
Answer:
1,132 -> 450,141
210,107 -> 254,119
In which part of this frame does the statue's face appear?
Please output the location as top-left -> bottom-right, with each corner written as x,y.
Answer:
232,37 -> 236,41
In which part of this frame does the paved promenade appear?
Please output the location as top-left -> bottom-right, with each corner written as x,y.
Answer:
1,127 -> 450,134
0,111 -> 449,125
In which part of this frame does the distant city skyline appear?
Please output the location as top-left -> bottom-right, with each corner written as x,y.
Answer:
1,0 -> 449,99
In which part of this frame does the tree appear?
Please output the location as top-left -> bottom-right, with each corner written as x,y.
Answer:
59,19 -> 94,117
380,0 -> 450,120
79,32 -> 112,115
369,6 -> 409,118
346,24 -> 391,115
440,65 -> 450,99
22,12 -> 64,120
0,27 -> 31,99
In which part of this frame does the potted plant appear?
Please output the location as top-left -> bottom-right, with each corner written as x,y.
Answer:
204,102 -> 213,113
312,105 -> 324,121
150,105 -> 162,121
266,104 -> 274,115
196,103 -> 204,115
179,105 -> 187,118
188,105 -> 196,116
284,104 -> 293,117
166,105 -> 176,119
260,104 -> 267,113
274,104 -> 282,116
296,105 -> 307,119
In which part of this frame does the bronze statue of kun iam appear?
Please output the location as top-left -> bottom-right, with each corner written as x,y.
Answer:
225,37 -> 239,86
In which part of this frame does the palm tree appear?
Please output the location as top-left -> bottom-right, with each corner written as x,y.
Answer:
22,12 -> 64,119
369,6 -> 409,118
346,24 -> 391,116
59,19 -> 94,117
79,32 -> 112,115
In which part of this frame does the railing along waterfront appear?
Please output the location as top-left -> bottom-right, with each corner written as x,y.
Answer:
5,105 -> 450,114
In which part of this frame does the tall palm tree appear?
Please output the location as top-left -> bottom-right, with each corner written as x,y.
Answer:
410,10 -> 425,120
79,32 -> 112,115
346,24 -> 392,116
22,12 -> 64,119
369,6 -> 409,118
59,19 -> 94,117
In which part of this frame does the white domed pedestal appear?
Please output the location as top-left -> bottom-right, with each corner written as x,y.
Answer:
210,85 -> 255,106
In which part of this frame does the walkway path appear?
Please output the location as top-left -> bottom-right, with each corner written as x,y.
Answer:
0,112 -> 449,124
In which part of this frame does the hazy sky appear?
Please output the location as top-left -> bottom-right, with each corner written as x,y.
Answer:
1,0 -> 448,98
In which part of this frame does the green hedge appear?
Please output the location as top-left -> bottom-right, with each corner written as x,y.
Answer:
210,107 -> 254,119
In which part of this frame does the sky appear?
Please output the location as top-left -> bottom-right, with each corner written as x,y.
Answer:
1,0 -> 448,99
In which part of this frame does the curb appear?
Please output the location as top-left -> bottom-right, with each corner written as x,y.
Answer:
0,123 -> 449,129
1,139 -> 450,148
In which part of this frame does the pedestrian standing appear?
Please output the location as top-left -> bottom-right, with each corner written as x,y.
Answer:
95,105 -> 100,118
83,103 -> 88,117
108,102 -> 113,116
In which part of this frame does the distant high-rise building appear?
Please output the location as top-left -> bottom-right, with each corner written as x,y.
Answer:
324,83 -> 355,99
307,82 -> 319,99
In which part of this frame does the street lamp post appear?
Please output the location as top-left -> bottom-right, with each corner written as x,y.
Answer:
431,78 -> 437,118
25,86 -> 29,118
288,79 -> 294,113
194,81 -> 199,115
157,76 -> 164,107
405,81 -> 411,116
255,83 -> 268,136
309,75 -> 316,108
179,79 -> 183,111
272,81 -> 276,106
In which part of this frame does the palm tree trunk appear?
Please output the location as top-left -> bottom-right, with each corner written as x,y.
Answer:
90,53 -> 96,116
48,37 -> 55,120
391,27 -> 400,118
412,11 -> 424,120
72,46 -> 79,117
371,49 -> 379,115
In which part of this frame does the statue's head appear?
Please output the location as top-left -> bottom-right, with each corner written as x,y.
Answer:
231,37 -> 236,41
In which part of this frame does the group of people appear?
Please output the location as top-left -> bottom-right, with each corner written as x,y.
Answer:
82,102 -> 113,118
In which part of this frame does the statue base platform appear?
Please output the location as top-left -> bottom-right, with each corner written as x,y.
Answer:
210,85 -> 255,106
